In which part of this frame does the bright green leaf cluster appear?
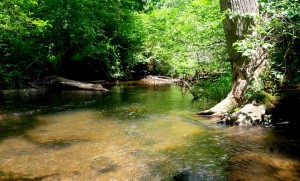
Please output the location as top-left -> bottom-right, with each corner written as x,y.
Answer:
138,0 -> 228,77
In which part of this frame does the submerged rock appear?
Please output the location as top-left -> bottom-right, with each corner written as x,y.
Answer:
167,169 -> 220,181
90,156 -> 117,174
171,170 -> 203,181
0,171 -> 61,181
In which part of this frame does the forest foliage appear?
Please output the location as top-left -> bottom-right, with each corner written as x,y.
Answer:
232,0 -> 300,103
0,0 -> 299,101
0,0 -> 227,89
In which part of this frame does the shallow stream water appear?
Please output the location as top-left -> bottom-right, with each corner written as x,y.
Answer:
0,82 -> 299,180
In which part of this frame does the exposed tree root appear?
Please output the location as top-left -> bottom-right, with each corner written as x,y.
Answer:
197,81 -> 267,126
197,90 -> 239,116
198,98 -> 267,126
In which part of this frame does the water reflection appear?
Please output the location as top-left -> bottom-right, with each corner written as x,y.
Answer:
0,83 -> 299,180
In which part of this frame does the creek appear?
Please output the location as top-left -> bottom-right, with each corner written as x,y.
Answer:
0,82 -> 299,180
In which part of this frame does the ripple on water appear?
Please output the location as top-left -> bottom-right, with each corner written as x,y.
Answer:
224,126 -> 300,181
0,109 -> 222,180
1,84 -> 299,180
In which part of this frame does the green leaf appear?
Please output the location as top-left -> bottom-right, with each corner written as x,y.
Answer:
262,43 -> 273,49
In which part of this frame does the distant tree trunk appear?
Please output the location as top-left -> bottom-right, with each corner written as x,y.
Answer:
199,0 -> 269,115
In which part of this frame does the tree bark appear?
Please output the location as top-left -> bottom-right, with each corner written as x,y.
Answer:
198,0 -> 269,116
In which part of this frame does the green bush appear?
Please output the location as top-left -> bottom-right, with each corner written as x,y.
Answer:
189,73 -> 232,102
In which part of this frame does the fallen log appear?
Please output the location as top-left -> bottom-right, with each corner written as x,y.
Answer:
141,75 -> 179,84
51,76 -> 108,91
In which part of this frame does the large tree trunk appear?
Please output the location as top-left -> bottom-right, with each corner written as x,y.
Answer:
198,0 -> 269,116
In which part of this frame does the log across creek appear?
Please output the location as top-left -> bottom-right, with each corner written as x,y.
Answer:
50,76 -> 109,91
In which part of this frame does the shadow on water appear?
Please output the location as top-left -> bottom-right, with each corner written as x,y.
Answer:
0,116 -> 40,141
223,126 -> 300,181
225,91 -> 300,181
0,90 -> 108,143
270,90 -> 300,157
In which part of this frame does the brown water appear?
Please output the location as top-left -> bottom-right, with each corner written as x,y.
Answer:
0,82 -> 299,180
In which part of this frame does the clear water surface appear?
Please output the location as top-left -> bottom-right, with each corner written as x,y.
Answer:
0,82 -> 299,180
